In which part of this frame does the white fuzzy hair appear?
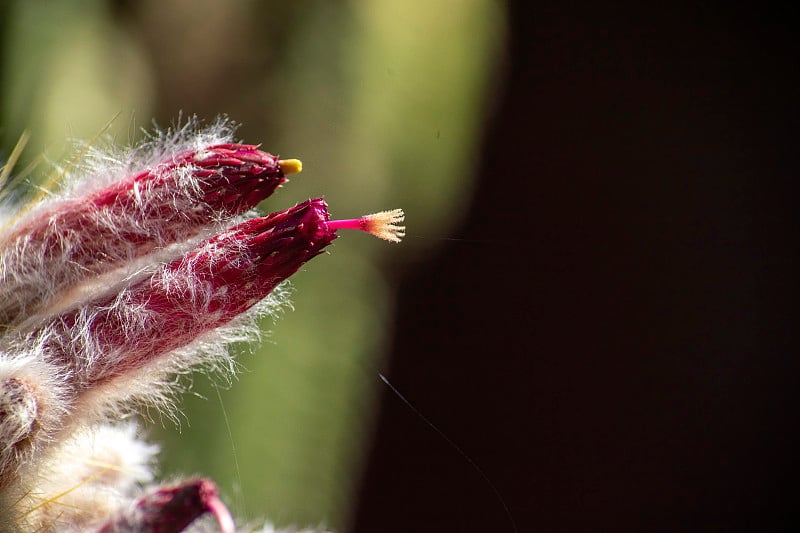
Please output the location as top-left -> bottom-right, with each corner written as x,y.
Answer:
1,422 -> 158,532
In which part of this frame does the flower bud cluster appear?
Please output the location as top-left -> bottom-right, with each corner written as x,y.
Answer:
0,118 -> 403,532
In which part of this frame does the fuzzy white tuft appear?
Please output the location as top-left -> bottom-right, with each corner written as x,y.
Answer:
1,422 -> 158,532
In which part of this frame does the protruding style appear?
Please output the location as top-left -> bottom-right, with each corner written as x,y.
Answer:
327,208 -> 406,243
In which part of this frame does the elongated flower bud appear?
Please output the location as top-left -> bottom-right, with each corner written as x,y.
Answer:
22,199 -> 334,411
0,143 -> 297,327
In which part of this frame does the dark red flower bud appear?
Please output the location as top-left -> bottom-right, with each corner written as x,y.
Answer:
40,199 -> 335,387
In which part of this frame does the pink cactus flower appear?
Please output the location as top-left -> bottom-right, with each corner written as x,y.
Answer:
0,118 -> 403,532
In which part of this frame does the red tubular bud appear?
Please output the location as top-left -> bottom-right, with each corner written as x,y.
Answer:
39,199 -> 336,387
0,144 -> 289,325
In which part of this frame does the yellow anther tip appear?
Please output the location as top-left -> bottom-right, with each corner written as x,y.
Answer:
279,159 -> 302,175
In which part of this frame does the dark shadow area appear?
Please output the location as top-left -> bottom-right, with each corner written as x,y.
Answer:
354,2 -> 798,532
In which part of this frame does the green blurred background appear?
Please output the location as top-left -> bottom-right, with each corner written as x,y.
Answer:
0,0 -> 506,530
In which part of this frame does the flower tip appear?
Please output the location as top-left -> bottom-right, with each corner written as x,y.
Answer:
363,208 -> 405,242
327,209 -> 405,243
278,158 -> 302,175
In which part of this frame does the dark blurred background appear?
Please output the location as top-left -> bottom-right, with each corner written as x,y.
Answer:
355,3 -> 798,532
2,1 -> 798,532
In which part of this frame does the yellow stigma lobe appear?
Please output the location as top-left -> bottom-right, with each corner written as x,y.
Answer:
279,159 -> 302,175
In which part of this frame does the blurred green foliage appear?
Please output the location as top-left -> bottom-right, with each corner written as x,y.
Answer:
0,0 -> 505,529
